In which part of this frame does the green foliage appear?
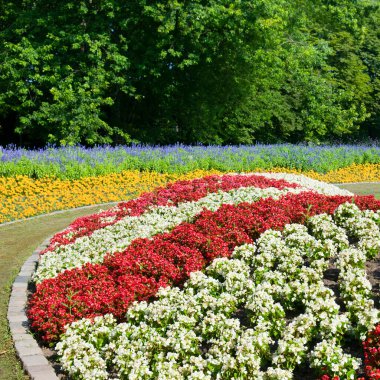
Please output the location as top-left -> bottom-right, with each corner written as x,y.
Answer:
223,0 -> 377,143
359,4 -> 380,137
0,1 -> 133,145
0,0 -> 379,145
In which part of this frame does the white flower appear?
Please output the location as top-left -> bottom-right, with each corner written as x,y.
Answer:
54,177 -> 380,380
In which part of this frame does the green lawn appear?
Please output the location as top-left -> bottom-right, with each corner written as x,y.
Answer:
336,182 -> 380,199
0,204 -> 116,380
0,184 -> 379,380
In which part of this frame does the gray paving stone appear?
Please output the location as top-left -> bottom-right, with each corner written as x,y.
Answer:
8,322 -> 29,335
21,262 -> 35,268
8,305 -> 26,314
27,366 -> 59,380
9,298 -> 25,306
25,256 -> 38,261
24,258 -> 37,262
14,275 -> 31,283
25,257 -> 38,263
18,271 -> 32,277
8,299 -> 26,307
11,286 -> 28,293
7,305 -> 26,319
8,314 -> 28,323
12,333 -> 35,342
9,319 -> 29,327
12,282 -> 28,290
22,354 -> 51,367
23,264 -> 36,271
14,341 -> 43,356
14,338 -> 39,348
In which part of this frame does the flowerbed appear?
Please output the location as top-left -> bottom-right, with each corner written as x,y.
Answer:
2,144 -> 380,179
2,164 -> 379,224
27,173 -> 380,379
1,144 -> 380,224
0,170 -> 221,223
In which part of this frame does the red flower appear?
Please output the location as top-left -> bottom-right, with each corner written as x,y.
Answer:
41,174 -> 299,253
28,191 -> 380,342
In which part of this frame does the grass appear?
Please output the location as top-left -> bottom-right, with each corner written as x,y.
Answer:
0,182 -> 379,380
0,204 -> 117,380
335,182 -> 380,199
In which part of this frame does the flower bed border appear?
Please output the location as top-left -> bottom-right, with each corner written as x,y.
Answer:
7,236 -> 59,380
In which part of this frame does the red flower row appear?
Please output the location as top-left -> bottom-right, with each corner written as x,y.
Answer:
28,192 -> 380,343
42,174 -> 298,253
364,324 -> 380,379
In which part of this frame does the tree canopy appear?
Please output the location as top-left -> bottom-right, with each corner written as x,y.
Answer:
0,0 -> 379,146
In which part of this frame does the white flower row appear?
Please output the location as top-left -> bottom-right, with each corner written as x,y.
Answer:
334,203 -> 380,337
52,173 -> 353,246
310,339 -> 360,379
255,173 -> 353,196
94,173 -> 353,225
34,174 -> 352,283
56,202 -> 379,379
34,181 -> 323,283
334,203 -> 380,259
33,185 -> 295,282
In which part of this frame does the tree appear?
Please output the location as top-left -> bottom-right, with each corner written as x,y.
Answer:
221,0 -> 376,143
0,0 -> 378,146
359,4 -> 380,138
0,1 -> 134,145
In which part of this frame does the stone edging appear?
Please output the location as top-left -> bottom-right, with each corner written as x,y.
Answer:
7,236 -> 59,380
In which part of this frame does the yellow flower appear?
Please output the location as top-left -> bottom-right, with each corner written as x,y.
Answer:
0,170 -> 221,223
1,165 -> 379,223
